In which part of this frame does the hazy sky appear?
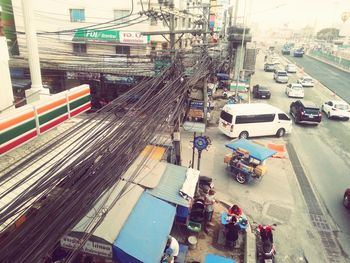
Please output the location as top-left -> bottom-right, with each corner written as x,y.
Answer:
244,0 -> 350,30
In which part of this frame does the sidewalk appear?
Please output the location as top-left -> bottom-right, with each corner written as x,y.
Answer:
180,127 -> 328,263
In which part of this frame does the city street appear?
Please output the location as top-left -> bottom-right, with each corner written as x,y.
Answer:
181,52 -> 350,262
269,52 -> 350,259
285,54 -> 350,102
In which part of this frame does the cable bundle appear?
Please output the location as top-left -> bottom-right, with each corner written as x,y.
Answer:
0,55 -> 213,263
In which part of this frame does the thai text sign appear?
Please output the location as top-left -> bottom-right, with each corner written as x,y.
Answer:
120,31 -> 150,44
61,235 -> 113,258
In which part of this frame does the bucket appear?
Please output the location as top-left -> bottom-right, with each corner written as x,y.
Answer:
188,235 -> 198,250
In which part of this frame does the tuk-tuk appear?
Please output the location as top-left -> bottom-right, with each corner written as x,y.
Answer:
224,139 -> 276,184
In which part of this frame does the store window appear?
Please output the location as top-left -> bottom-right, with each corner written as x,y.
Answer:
114,9 -> 130,23
73,43 -> 87,53
116,45 -> 130,55
70,9 -> 85,22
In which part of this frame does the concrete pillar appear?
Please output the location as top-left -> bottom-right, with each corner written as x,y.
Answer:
0,36 -> 14,112
234,45 -> 245,80
21,0 -> 49,103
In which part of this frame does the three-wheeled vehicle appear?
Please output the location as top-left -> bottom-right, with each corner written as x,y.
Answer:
224,139 -> 276,184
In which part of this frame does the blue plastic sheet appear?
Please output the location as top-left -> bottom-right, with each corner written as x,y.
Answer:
205,254 -> 236,263
225,138 -> 277,161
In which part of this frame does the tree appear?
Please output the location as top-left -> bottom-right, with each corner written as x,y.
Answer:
316,28 -> 340,41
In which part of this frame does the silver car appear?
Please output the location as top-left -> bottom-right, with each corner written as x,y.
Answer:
298,76 -> 314,87
285,64 -> 297,73
274,70 -> 289,83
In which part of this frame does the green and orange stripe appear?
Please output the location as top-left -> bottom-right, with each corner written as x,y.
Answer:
0,86 -> 91,155
0,109 -> 37,154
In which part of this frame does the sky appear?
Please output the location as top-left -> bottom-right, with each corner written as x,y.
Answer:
241,0 -> 350,31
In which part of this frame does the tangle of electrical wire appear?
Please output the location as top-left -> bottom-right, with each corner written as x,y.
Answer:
0,54 -> 213,263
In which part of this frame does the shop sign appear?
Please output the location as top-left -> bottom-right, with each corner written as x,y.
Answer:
119,31 -> 150,44
190,100 -> 204,110
66,72 -> 101,81
73,29 -> 120,43
104,74 -> 135,84
61,235 -> 112,258
73,29 -> 150,44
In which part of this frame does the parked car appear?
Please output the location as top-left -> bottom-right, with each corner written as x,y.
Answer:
298,76 -> 314,87
264,63 -> 275,72
252,85 -> 271,99
285,64 -> 297,73
289,100 -> 322,124
286,83 -> 304,98
282,48 -> 290,55
344,188 -> 350,209
322,100 -> 350,120
273,70 -> 288,83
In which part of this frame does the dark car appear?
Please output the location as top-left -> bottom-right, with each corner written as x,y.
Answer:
289,100 -> 322,124
252,85 -> 271,99
264,63 -> 275,72
344,188 -> 350,209
293,48 -> 304,57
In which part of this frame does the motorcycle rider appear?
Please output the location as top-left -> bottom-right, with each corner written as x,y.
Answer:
258,224 -> 273,243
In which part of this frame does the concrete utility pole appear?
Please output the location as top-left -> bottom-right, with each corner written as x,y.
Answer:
169,0 -> 176,60
202,1 -> 210,126
21,0 -> 49,103
0,6 -> 15,112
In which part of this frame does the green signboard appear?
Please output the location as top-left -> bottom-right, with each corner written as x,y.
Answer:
73,29 -> 120,43
72,29 -> 150,44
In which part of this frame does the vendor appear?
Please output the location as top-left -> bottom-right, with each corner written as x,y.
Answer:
228,204 -> 242,217
161,235 -> 179,263
225,216 -> 240,248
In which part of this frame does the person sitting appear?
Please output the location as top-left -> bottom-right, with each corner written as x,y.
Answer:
225,216 -> 240,248
258,224 -> 273,243
228,204 -> 242,217
161,235 -> 179,263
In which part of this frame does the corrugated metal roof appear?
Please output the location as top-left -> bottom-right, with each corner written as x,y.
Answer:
121,145 -> 167,189
114,192 -> 176,263
147,164 -> 190,207
71,180 -> 144,243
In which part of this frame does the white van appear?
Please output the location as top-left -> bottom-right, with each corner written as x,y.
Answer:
219,103 -> 292,139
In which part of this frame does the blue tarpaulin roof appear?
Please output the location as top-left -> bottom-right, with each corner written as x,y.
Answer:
114,192 -> 176,263
205,254 -> 236,263
225,139 -> 277,161
147,164 -> 189,207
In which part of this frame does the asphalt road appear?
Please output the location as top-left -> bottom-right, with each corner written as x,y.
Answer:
255,53 -> 350,260
285,54 -> 350,103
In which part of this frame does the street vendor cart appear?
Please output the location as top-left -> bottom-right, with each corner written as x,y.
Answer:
224,139 -> 276,184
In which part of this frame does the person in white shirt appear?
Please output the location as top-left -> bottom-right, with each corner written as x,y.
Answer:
161,235 -> 179,263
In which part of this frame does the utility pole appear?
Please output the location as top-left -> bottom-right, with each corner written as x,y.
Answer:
202,2 -> 210,126
169,0 -> 176,60
21,0 -> 49,103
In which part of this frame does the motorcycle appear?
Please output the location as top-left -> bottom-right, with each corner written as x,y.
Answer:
257,224 -> 276,263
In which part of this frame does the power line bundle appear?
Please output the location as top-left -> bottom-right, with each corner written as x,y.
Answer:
0,55 -> 212,263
